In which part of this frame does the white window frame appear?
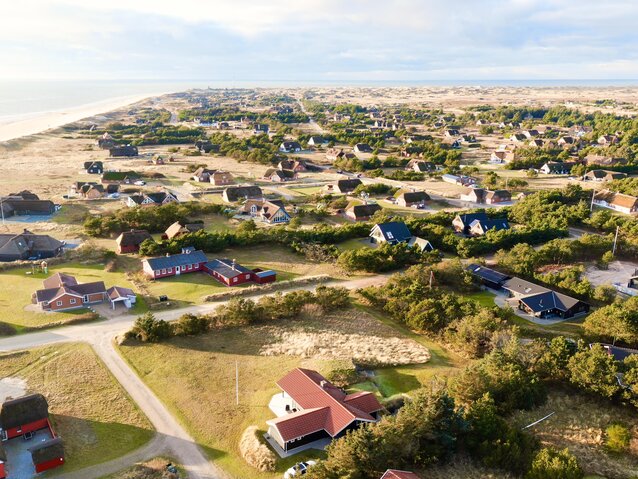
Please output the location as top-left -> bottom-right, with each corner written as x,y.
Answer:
70,298 -> 76,305
83,295 -> 89,303
56,301 -> 62,306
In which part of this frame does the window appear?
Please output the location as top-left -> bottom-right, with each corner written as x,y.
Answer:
188,264 -> 192,270
56,301 -> 62,306
182,265 -> 186,271
387,232 -> 394,239
168,267 -> 173,273
83,295 -> 89,303
70,299 -> 76,305
233,277 -> 238,283
245,274 -> 250,279
161,269 -> 166,275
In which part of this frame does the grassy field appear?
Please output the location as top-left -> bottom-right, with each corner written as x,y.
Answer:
100,457 -> 184,479
511,390 -> 638,478
0,262 -> 146,332
118,307 -> 434,479
0,343 -> 154,473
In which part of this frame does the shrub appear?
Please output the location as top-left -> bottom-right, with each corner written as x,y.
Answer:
605,423 -> 631,453
525,447 -> 583,479
127,313 -> 172,342
239,426 -> 276,472
174,313 -> 210,336
0,322 -> 17,336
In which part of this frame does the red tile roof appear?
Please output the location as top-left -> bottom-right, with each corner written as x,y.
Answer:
271,368 -> 382,440
267,407 -> 330,442
381,470 -> 421,479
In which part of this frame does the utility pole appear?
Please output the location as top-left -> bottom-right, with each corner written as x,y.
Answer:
613,226 -> 620,255
235,361 -> 239,406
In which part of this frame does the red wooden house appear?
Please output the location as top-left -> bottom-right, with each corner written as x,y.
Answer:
202,259 -> 276,286
115,229 -> 152,254
142,248 -> 208,279
0,394 -> 65,474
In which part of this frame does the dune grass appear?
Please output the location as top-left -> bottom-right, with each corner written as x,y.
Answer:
0,343 -> 154,473
511,390 -> 638,478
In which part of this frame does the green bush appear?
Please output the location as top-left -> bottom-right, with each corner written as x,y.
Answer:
525,447 -> 583,479
605,423 -> 631,453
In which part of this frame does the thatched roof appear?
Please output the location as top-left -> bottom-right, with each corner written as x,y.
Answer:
29,437 -> 64,464
0,393 -> 49,430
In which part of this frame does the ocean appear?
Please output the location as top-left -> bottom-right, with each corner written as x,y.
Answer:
1,79 -> 637,121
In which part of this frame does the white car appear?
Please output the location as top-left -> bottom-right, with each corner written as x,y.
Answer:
284,461 -> 317,478
133,180 -> 146,186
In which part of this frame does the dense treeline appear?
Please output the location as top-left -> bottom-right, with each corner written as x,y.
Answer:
359,263 -> 512,358
495,234 -> 616,302
86,122 -> 205,146
84,202 -> 228,237
206,131 -> 285,165
177,107 -> 308,124
307,336 -> 601,479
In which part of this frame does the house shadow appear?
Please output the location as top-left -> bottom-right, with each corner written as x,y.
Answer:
46,415 -> 227,476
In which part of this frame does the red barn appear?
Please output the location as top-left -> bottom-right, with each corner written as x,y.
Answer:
203,259 -> 276,287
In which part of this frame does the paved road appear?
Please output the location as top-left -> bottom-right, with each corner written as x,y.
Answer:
0,274 -> 389,479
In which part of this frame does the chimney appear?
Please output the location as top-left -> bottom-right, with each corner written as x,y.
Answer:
232,259 -> 237,270
165,253 -> 170,257
320,380 -> 327,388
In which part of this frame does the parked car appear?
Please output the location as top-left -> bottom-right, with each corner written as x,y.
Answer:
134,180 -> 146,186
284,461 -> 317,478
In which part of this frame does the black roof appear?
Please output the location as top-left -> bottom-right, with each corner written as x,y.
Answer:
519,290 -> 585,313
0,393 -> 49,430
336,179 -> 362,192
371,221 -> 412,243
29,437 -> 64,464
466,263 -> 511,285
224,185 -> 263,202
456,212 -> 489,227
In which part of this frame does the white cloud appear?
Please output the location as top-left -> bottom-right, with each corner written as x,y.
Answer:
1,0 -> 637,80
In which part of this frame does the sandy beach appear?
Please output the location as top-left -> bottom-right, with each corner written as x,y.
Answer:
0,93 -> 159,143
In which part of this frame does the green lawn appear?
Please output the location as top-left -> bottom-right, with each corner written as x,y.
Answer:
0,262 -> 147,332
0,344 -> 154,474
349,304 -> 467,398
51,203 -> 91,225
506,312 -> 587,338
466,290 -> 497,307
145,268 -> 298,305
335,238 -> 372,252
287,186 -> 323,196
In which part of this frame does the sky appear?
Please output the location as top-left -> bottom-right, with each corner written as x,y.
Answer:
2,0 -> 638,81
